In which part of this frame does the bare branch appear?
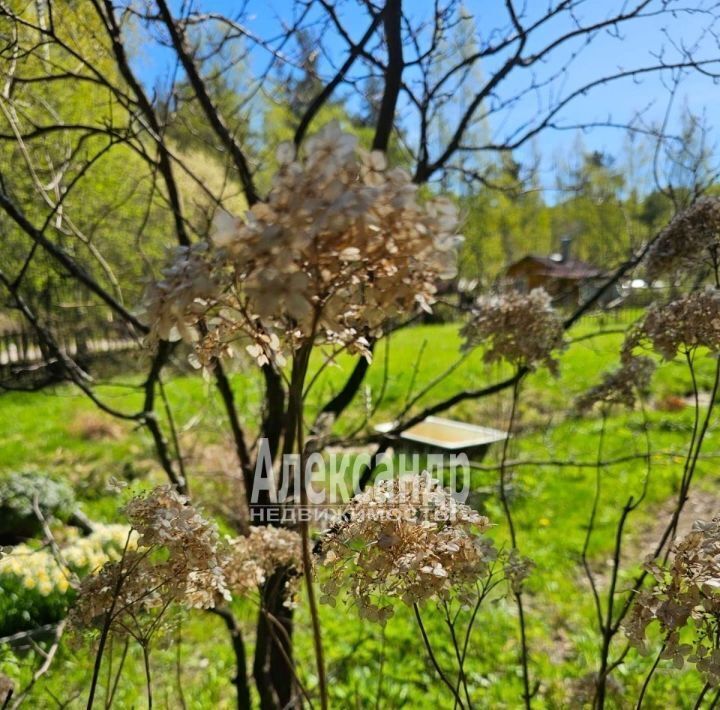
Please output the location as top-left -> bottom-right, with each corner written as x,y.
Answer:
155,0 -> 260,205
373,0 -> 403,152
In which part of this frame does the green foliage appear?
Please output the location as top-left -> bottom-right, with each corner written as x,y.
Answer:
0,470 -> 76,542
0,0 -> 689,325
0,0 -> 174,323
457,141 -> 680,287
0,575 -> 73,637
552,149 -> 629,264
459,154 -> 552,285
0,318 -> 717,705
0,523 -> 132,635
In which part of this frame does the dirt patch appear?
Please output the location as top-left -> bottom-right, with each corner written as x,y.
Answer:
573,481 -> 720,601
67,412 -> 124,441
634,481 -> 720,558
181,438 -> 248,526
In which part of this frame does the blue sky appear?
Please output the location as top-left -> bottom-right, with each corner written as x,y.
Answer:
133,0 -> 720,188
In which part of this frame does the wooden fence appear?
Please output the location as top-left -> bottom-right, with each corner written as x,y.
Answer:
0,322 -> 139,368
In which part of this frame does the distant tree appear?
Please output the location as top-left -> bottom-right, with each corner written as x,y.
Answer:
638,190 -> 674,236
356,74 -> 384,128
281,28 -> 323,119
460,152 -> 551,285
552,146 -> 628,266
661,106 -> 719,208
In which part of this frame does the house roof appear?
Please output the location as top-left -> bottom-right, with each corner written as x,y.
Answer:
507,254 -> 603,280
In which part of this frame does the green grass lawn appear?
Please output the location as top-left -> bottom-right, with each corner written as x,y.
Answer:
1,313 -> 718,708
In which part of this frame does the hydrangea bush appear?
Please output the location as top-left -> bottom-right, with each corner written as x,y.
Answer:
626,519 -> 720,685
16,133 -> 720,709
0,470 -> 77,543
71,486 -> 303,632
144,122 -> 461,368
318,473 -> 499,621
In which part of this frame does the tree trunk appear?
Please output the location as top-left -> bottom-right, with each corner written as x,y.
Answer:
211,607 -> 252,710
254,569 -> 296,709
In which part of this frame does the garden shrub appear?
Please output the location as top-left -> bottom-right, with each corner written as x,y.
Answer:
0,524 -> 132,636
0,470 -> 76,544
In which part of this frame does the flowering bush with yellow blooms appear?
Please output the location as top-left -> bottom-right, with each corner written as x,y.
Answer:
0,524 -> 134,636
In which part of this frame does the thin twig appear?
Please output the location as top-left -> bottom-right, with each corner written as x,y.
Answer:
413,603 -> 466,710
635,640 -> 666,710
9,620 -> 66,710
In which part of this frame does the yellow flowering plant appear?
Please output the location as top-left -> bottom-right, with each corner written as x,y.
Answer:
0,524 -> 133,636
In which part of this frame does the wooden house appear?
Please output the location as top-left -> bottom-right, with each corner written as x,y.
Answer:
505,239 -> 605,307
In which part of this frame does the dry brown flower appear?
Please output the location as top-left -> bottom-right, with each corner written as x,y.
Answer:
71,487 -> 305,632
504,548 -> 535,595
623,288 -> 720,361
625,518 -> 720,684
569,672 -> 623,706
645,197 -> 720,279
574,356 -> 655,412
318,473 -> 497,623
461,288 -> 565,374
142,243 -> 218,347
222,525 -> 303,601
71,487 -> 230,632
143,121 -> 461,366
122,486 -> 230,609
69,550 -> 167,631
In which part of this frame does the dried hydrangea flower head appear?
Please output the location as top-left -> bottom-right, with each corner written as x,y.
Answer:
143,121 -> 462,366
122,486 -> 230,608
461,288 -> 565,374
222,525 -> 303,602
625,518 -> 720,683
569,672 -> 623,707
574,356 -> 655,413
645,197 -> 720,279
623,288 -> 720,361
71,486 -> 305,632
318,473 -> 497,623
69,550 -> 167,631
142,243 -> 217,346
503,548 -> 535,595
71,486 -> 230,633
